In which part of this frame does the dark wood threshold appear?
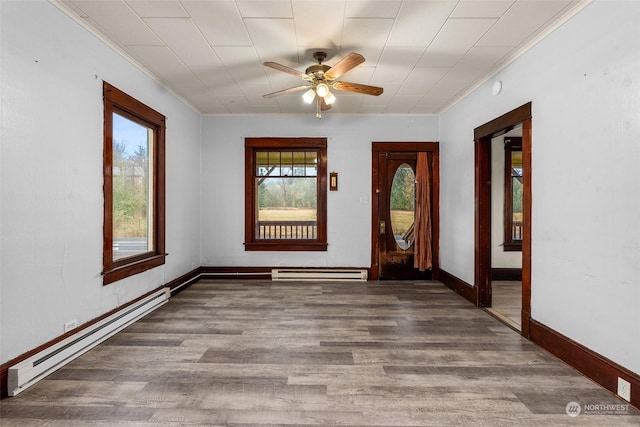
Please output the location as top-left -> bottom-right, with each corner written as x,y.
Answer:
530,319 -> 639,409
438,268 -> 478,305
491,268 -> 522,281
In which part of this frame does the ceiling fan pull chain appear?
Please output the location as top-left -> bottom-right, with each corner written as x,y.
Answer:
316,97 -> 322,119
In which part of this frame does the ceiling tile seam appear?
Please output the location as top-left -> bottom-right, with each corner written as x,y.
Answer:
501,0 -> 518,19
231,1 -> 263,53
141,17 -> 226,68
464,18 -> 505,51
49,0 -> 204,115
242,17 -> 295,63
388,3 -> 467,107
144,16 -> 216,45
128,0 -> 190,18
436,0 -> 595,115
333,0 -> 347,62
122,29 -> 227,110
426,3 -> 583,112
121,0 -> 167,47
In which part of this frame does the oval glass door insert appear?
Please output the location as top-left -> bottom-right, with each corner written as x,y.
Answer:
390,163 -> 415,250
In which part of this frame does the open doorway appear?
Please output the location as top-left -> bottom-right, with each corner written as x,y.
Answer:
487,128 -> 523,331
474,103 -> 531,338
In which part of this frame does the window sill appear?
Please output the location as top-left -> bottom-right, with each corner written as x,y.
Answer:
244,242 -> 328,252
503,242 -> 522,252
103,254 -> 167,285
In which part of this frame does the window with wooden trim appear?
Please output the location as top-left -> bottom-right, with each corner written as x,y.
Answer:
245,137 -> 327,251
103,82 -> 166,284
504,137 -> 522,251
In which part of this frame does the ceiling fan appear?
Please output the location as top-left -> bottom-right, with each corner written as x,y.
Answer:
263,51 -> 384,119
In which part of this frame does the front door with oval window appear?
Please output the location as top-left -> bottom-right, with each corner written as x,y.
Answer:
373,145 -> 438,280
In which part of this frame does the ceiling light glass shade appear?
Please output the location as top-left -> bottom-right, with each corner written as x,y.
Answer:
316,82 -> 329,98
324,91 -> 336,105
302,88 -> 316,104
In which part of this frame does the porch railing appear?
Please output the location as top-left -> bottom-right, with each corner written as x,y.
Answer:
513,221 -> 523,241
256,221 -> 317,240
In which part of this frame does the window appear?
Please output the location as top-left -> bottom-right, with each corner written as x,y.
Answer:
504,137 -> 522,251
103,82 -> 166,284
245,137 -> 327,251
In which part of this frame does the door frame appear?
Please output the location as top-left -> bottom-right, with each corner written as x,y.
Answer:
474,102 -> 532,338
371,142 -> 440,281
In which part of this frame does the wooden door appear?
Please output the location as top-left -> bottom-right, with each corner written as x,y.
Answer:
371,143 -> 439,280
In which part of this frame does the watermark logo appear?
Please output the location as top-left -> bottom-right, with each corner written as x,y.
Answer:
566,401 -> 581,417
565,401 -> 632,417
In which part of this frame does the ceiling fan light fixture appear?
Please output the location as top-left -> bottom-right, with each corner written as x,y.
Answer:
263,51 -> 383,118
302,88 -> 316,104
324,91 -> 336,105
316,82 -> 329,98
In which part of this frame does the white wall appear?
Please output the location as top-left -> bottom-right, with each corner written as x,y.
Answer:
200,115 -> 438,268
491,136 -> 522,269
2,0 -> 638,381
0,1 -> 201,364
439,0 -> 640,373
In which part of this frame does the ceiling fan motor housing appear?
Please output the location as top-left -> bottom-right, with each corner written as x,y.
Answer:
312,51 -> 327,63
306,51 -> 331,79
305,64 -> 331,79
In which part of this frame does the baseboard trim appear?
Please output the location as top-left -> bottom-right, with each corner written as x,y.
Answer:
166,267 -> 202,295
530,319 -> 639,409
438,268 -> 478,305
200,266 -> 272,280
491,268 -> 522,281
0,267 -> 201,399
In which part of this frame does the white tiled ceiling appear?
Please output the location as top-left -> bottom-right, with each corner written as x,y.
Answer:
54,0 -> 591,115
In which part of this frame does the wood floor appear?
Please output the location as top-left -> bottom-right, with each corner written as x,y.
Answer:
1,280 -> 637,426
487,281 -> 522,331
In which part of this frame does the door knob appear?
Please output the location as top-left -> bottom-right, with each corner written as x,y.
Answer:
379,220 -> 385,234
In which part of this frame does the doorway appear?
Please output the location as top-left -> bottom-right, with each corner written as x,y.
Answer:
371,142 -> 439,280
474,103 -> 532,338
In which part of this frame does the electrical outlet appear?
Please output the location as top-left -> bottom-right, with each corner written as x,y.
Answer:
64,319 -> 78,333
617,377 -> 631,402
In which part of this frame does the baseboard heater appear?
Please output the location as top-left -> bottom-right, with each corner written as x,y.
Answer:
271,269 -> 368,281
7,287 -> 170,396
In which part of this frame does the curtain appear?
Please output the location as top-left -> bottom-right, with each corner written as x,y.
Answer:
414,152 -> 432,271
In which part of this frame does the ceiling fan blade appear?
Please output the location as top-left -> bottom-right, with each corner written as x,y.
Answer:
263,85 -> 310,98
263,62 -> 309,79
325,53 -> 365,79
332,81 -> 384,96
320,97 -> 332,111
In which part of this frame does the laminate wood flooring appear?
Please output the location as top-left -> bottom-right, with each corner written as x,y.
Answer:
487,281 -> 522,331
1,280 -> 638,426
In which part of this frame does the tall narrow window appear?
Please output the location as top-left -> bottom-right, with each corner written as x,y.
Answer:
245,138 -> 327,251
103,82 -> 166,284
504,137 -> 522,251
